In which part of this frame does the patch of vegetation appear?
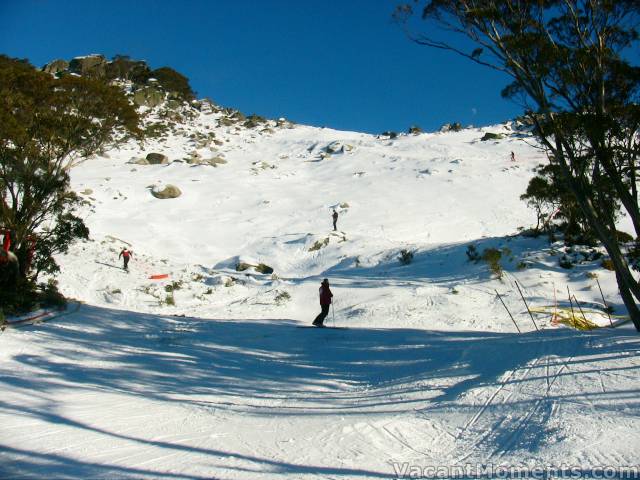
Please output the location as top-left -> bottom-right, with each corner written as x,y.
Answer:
143,122 -> 169,139
235,262 -> 252,272
309,237 -> 330,252
601,259 -> 615,271
164,293 -> 175,306
255,263 -> 274,274
617,230 -> 634,243
586,271 -> 599,279
381,131 -> 398,139
149,66 -> 195,101
398,249 -> 414,265
480,132 -> 504,141
466,244 -> 481,262
164,280 -> 183,292
275,290 -> 291,305
408,125 -> 422,134
559,256 -> 575,269
481,248 -> 503,278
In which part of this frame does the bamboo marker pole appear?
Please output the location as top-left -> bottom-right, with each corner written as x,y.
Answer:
572,295 -> 590,328
595,278 -> 614,327
515,281 -> 539,332
567,285 -> 576,321
495,289 -> 521,333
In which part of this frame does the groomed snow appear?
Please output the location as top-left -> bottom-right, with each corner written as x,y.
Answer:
1,111 -> 639,479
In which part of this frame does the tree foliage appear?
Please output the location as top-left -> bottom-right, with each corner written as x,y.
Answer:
149,66 -> 196,101
0,55 -> 140,310
396,0 -> 640,330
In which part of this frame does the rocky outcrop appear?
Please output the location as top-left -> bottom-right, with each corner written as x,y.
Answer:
325,141 -> 353,154
145,153 -> 169,164
42,59 -> 69,75
68,54 -> 107,78
151,184 -> 181,199
133,87 -> 165,108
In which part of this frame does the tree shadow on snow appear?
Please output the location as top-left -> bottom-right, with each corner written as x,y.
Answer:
1,305 -> 639,478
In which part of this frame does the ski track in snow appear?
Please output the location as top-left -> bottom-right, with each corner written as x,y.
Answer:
2,115 -> 640,479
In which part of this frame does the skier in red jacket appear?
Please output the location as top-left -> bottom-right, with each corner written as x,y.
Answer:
312,278 -> 333,326
119,248 -> 133,271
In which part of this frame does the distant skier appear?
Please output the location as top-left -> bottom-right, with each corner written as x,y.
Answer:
312,278 -> 333,327
510,151 -> 516,162
332,209 -> 339,231
119,248 -> 133,271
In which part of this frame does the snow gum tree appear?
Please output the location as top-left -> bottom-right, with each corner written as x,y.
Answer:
0,55 -> 140,309
396,1 -> 640,331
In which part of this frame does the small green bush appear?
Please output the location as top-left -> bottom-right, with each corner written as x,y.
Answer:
275,291 -> 291,305
165,294 -> 175,306
398,249 -> 414,265
559,256 -> 574,269
481,132 -> 504,141
466,244 -> 481,262
235,262 -> 252,272
601,259 -> 615,271
40,279 -> 67,309
482,248 -> 503,278
309,237 -> 330,252
255,263 -> 274,274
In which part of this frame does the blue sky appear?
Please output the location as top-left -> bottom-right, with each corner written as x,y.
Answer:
0,0 -> 521,134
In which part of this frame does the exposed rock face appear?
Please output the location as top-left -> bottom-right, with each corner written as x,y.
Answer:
68,55 -> 107,78
145,153 -> 169,164
42,59 -> 69,75
151,184 -> 181,199
133,87 -> 165,108
325,141 -> 353,154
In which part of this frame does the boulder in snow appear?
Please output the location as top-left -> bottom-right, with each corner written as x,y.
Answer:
151,184 -> 182,199
146,153 -> 169,164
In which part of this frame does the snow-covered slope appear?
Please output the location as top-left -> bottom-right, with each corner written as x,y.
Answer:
2,107 -> 639,479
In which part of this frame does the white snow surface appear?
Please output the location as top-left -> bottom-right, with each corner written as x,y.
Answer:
2,110 -> 639,479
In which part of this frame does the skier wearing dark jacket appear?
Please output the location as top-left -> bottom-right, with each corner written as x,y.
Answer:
119,248 -> 133,271
313,278 -> 333,326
